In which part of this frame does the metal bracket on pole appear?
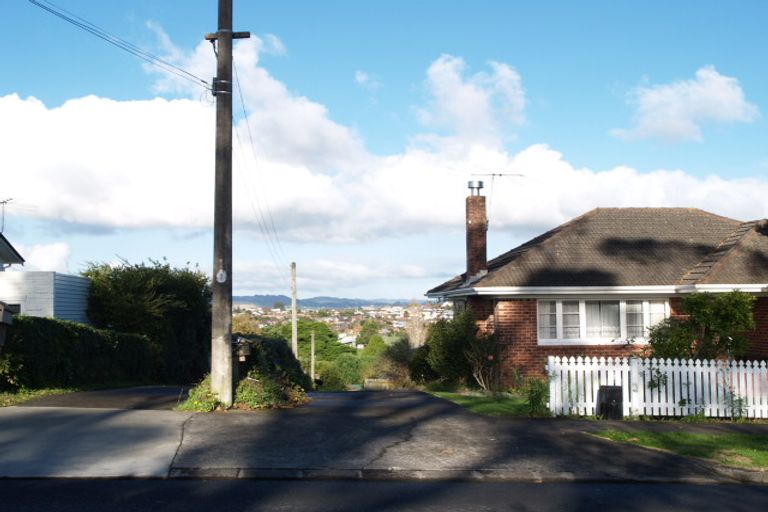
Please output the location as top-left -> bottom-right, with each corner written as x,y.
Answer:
212,78 -> 232,96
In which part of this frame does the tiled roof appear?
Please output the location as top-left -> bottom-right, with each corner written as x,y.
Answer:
428,208 -> 768,295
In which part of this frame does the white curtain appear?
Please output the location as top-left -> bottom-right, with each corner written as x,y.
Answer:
586,301 -> 619,337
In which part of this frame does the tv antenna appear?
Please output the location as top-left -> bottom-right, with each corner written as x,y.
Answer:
470,173 -> 525,220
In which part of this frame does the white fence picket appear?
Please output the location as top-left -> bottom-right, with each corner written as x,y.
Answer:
545,356 -> 768,419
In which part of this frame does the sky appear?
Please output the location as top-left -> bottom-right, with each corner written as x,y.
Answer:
1,0 -> 767,300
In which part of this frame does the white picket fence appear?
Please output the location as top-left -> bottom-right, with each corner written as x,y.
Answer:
547,356 -> 768,418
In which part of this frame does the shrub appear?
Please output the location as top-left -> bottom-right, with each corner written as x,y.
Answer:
179,336 -> 311,411
648,291 -> 756,360
409,344 -> 438,384
425,309 -> 475,384
84,260 -> 211,384
234,369 -> 309,409
239,335 -> 312,391
315,361 -> 346,391
647,318 -> 697,359
523,377 -> 550,417
332,353 -> 363,385
1,316 -> 153,390
464,332 -> 500,392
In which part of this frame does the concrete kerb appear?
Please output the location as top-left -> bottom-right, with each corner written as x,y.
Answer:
166,465 -> 767,485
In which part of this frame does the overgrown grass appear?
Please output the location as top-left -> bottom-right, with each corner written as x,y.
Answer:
433,391 -> 530,417
596,430 -> 768,470
0,387 -> 77,407
177,375 -> 226,412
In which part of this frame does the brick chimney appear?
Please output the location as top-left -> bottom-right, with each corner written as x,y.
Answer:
466,181 -> 488,282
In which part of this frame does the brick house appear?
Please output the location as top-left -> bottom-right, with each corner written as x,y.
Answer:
427,182 -> 768,384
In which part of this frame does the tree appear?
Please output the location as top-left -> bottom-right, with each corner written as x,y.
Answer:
273,301 -> 286,311
264,319 -> 354,368
648,291 -> 756,359
361,334 -> 387,359
83,259 -> 211,383
233,310 -> 261,335
425,309 -> 474,384
464,332 -> 500,392
356,319 -> 380,346
405,303 -> 427,347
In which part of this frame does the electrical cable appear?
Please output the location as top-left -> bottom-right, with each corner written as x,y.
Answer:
27,0 -> 210,90
232,62 -> 291,265
232,129 -> 292,287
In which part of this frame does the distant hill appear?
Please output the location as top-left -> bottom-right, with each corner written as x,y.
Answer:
233,294 -> 424,309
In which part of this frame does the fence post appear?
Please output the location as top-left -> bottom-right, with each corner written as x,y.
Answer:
629,356 -> 641,416
547,356 -> 556,415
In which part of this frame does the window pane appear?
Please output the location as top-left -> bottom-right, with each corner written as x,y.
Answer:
649,300 -> 666,326
562,301 -> 579,314
562,301 -> 580,338
585,302 -> 601,337
538,301 -> 557,339
626,300 -> 643,338
586,301 -> 620,337
539,301 -> 556,314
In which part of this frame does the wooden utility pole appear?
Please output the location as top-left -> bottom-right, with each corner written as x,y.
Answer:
310,330 -> 316,381
291,262 -> 298,358
207,0 -> 249,406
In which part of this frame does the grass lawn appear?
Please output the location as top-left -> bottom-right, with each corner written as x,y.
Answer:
432,391 -> 531,417
596,430 -> 768,470
0,388 -> 77,407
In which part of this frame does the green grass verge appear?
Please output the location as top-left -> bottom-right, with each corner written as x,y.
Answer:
432,391 -> 530,417
596,430 -> 768,470
0,388 -> 77,407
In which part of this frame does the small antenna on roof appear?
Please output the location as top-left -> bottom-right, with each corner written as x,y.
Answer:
470,173 -> 525,224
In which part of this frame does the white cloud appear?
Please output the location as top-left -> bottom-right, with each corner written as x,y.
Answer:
417,54 -> 526,147
354,70 -> 381,92
12,242 -> 71,273
2,29 -> 767,262
613,66 -> 759,142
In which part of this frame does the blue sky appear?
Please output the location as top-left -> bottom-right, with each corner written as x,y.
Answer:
1,0 -> 767,299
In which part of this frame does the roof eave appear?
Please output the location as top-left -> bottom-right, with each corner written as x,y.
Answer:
427,283 -> 768,300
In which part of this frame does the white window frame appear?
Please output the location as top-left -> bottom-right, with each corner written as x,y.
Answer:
537,298 -> 670,346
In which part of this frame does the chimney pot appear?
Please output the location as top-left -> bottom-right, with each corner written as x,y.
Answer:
467,180 -> 484,196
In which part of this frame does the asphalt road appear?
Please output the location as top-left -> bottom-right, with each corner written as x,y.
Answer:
0,480 -> 766,512
18,386 -> 189,410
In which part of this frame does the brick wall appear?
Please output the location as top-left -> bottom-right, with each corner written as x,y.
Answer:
745,297 -> 768,360
468,298 -> 645,386
467,295 -> 768,387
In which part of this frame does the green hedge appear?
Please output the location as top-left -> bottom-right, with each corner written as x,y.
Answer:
237,334 -> 313,391
0,316 -> 154,390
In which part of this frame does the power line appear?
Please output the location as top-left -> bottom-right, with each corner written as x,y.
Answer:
232,61 -> 291,265
232,131 -> 291,287
27,0 -> 211,90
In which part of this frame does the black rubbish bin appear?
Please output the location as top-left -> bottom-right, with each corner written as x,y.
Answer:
596,385 -> 623,419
